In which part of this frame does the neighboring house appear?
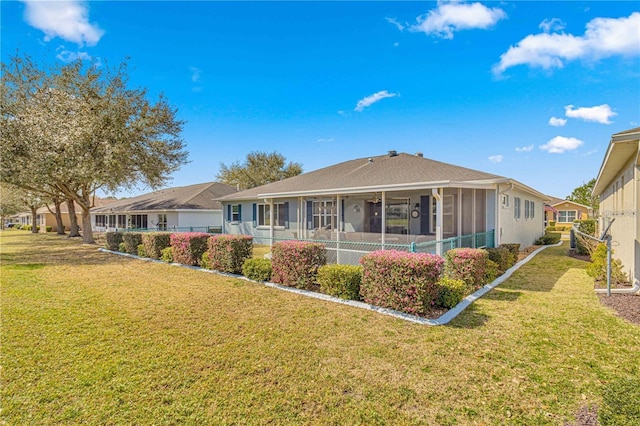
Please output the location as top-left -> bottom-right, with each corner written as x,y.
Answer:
593,127 -> 640,284
544,196 -> 591,226
14,198 -> 115,232
218,151 -> 547,263
90,182 -> 237,232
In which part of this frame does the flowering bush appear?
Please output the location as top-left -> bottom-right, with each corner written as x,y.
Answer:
436,277 -> 467,308
141,233 -> 172,260
317,264 -> 362,300
122,232 -> 143,255
105,231 -> 124,251
444,248 -> 489,291
206,234 -> 253,274
242,258 -> 273,282
271,241 -> 326,289
360,250 -> 444,316
170,232 -> 210,266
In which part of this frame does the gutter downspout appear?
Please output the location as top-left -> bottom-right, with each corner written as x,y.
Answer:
594,279 -> 640,295
432,188 -> 442,255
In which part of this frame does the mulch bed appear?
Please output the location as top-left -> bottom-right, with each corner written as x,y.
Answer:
597,293 -> 640,325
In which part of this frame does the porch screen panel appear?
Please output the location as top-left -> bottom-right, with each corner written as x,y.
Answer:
420,196 -> 430,234
442,194 -> 455,235
475,189 -> 486,232
461,189 -> 474,235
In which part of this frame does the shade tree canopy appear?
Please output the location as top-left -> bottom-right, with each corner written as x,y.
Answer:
1,54 -> 188,243
217,151 -> 302,190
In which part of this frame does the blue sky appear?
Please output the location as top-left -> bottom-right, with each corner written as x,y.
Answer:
2,1 -> 639,199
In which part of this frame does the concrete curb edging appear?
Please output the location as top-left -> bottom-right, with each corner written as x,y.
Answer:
98,242 -> 559,326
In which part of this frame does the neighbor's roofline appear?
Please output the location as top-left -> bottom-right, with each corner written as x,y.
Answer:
593,129 -> 640,196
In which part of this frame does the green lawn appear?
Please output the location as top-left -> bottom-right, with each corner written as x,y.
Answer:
2,231 -> 639,424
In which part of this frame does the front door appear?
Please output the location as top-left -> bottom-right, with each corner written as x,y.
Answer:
367,202 -> 382,233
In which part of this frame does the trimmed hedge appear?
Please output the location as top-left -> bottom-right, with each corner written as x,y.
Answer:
242,258 -> 273,282
122,232 -> 143,255
534,232 -> 561,245
206,234 -> 253,274
486,246 -> 516,273
137,244 -> 147,258
105,232 -> 124,251
170,232 -> 210,266
160,247 -> 173,263
500,243 -> 520,260
444,248 -> 489,291
360,250 -> 444,316
271,241 -> 326,289
436,277 -> 467,309
317,264 -> 362,300
141,232 -> 172,260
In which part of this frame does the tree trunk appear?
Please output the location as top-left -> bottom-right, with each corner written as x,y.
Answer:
30,207 -> 38,233
47,199 -> 66,234
66,198 -> 81,237
81,206 -> 94,244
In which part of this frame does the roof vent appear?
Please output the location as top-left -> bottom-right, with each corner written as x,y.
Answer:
368,157 -> 373,163
415,152 -> 423,158
388,150 -> 398,157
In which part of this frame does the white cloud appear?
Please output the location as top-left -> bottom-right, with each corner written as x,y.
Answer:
354,90 -> 398,112
540,136 -> 584,153
55,46 -> 91,62
386,17 -> 405,31
317,137 -> 336,143
539,18 -> 566,33
565,104 -> 616,124
22,0 -> 104,46
410,1 -> 506,39
515,145 -> 534,152
189,67 -> 202,83
548,117 -> 567,127
488,155 -> 503,163
393,42 -> 400,47
494,12 -> 640,75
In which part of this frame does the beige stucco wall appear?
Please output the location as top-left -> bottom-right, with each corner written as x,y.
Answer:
599,157 -> 638,282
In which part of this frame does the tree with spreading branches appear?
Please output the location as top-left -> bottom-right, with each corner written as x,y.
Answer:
217,151 -> 302,190
1,54 -> 188,243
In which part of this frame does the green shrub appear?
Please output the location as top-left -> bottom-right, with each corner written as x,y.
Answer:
170,232 -> 210,266
484,259 -> 500,283
317,264 -> 362,300
206,234 -> 253,274
586,243 -> 628,285
160,247 -> 173,263
14,224 -> 22,230
546,226 -> 557,231
201,252 -> 211,269
599,376 -> 640,425
360,250 -> 444,316
137,244 -> 147,258
436,277 -> 467,309
118,242 -> 126,253
45,226 -> 52,232
574,219 -> 597,255
271,241 -> 326,289
486,246 -> 516,273
549,221 -> 556,227
242,258 -> 273,282
444,248 -> 489,291
534,232 -> 561,245
141,233 -> 172,259
500,243 -> 520,260
122,232 -> 143,255
105,232 -> 124,251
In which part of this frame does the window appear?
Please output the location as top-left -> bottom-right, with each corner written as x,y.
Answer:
501,194 -> 509,207
258,203 -> 286,227
313,200 -> 336,230
232,205 -> 240,222
385,199 -> 409,235
514,197 -> 521,219
96,215 -> 106,227
108,215 -> 116,228
117,215 -> 127,228
130,214 -> 148,229
558,210 -> 577,223
157,214 -> 167,231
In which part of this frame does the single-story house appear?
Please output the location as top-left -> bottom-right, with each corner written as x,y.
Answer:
544,196 -> 591,226
90,182 -> 237,232
218,151 -> 547,263
14,198 -> 115,232
593,127 -> 640,284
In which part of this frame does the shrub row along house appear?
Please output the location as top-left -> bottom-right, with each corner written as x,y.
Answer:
217,151 -> 547,264
592,127 -> 640,285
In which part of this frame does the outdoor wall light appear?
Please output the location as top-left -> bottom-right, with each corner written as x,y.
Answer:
353,205 -> 361,213
414,203 -> 420,209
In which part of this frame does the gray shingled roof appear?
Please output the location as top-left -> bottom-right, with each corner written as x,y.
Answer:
219,152 -> 513,201
91,182 -> 237,213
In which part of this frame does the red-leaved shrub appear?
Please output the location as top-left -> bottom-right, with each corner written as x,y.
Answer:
360,250 -> 444,316
444,248 -> 489,291
206,234 -> 253,274
271,241 -> 326,289
170,232 -> 210,266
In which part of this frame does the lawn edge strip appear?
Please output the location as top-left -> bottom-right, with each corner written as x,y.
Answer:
98,243 -> 560,325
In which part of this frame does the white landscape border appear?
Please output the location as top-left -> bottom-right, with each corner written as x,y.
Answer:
98,242 -> 560,326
